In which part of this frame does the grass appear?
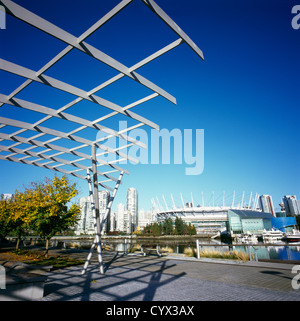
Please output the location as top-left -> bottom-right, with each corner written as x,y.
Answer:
184,248 -> 250,261
128,246 -> 139,253
0,249 -> 85,270
25,256 -> 85,270
160,247 -> 174,254
183,248 -> 197,257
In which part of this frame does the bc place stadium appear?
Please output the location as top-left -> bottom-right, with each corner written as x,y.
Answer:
151,192 -> 298,238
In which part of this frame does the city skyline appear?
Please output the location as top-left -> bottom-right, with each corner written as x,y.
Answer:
73,185 -> 298,236
0,0 -> 299,214
75,187 -> 152,234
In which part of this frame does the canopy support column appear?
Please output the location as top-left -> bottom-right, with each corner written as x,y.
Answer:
81,145 -> 104,275
81,146 -> 124,275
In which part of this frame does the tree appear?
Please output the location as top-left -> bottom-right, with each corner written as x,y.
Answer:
152,222 -> 162,237
142,218 -> 196,236
186,223 -> 197,235
0,196 -> 14,241
174,216 -> 185,235
15,175 -> 80,256
163,218 -> 174,235
0,194 -> 29,249
143,223 -> 152,235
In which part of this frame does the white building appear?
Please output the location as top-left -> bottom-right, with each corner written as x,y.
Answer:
114,202 -> 133,234
259,195 -> 275,216
283,195 -> 300,216
127,187 -> 138,231
76,191 -> 110,235
110,211 -> 116,232
123,209 -> 131,234
99,191 -> 110,233
76,196 -> 93,235
1,193 -> 13,200
116,203 -> 125,232
138,209 -> 152,228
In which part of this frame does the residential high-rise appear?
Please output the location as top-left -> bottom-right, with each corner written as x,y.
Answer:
123,209 -> 131,234
76,191 -> 110,235
127,187 -> 138,231
283,195 -> 300,216
76,196 -> 93,235
99,191 -> 110,233
259,195 -> 275,216
110,211 -> 116,232
116,203 -> 125,232
138,209 -> 152,228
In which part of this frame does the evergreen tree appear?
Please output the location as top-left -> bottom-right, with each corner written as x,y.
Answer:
174,216 -> 185,235
152,222 -> 162,236
163,218 -> 173,235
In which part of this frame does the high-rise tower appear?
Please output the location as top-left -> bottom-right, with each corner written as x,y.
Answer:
283,195 -> 300,216
259,195 -> 275,216
127,187 -> 138,231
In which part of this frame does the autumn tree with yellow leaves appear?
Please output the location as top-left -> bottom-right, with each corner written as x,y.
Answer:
0,194 -> 29,249
0,175 -> 81,255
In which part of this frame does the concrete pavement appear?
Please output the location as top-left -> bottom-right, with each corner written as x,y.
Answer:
38,252 -> 300,301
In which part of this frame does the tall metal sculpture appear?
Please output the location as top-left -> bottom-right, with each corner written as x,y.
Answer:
0,0 -> 204,274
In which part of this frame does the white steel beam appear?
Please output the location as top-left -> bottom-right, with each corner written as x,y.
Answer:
90,38 -> 183,95
0,59 -> 159,130
0,116 -> 139,164
0,132 -> 130,175
141,0 -> 204,60
171,193 -> 176,209
100,171 -> 124,233
90,149 -> 104,275
0,154 -> 86,179
0,132 -> 90,159
81,170 -> 98,275
1,0 -> 176,104
162,195 -> 169,211
0,94 -> 146,149
77,0 -> 134,43
0,145 -> 124,186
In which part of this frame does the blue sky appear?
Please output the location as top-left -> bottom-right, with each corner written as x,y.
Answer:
0,0 -> 299,213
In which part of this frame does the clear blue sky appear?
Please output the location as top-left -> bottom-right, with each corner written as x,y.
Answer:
0,0 -> 299,212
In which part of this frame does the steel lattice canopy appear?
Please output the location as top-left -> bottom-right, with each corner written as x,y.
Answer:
0,0 -> 204,192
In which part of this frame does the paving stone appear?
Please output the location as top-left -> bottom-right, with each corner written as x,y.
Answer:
37,253 -> 300,301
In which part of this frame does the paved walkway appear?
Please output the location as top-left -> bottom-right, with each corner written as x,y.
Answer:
38,252 -> 300,301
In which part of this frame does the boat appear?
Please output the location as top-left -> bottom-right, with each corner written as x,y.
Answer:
282,229 -> 300,243
237,233 -> 258,243
262,229 -> 284,242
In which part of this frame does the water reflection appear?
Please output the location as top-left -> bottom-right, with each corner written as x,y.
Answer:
59,237 -> 300,262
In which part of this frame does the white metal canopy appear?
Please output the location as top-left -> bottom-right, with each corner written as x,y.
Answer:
0,0 -> 204,273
